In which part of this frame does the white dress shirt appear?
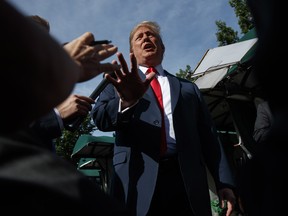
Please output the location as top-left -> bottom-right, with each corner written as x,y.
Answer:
139,65 -> 177,156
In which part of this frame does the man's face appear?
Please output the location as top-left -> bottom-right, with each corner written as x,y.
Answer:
131,26 -> 164,67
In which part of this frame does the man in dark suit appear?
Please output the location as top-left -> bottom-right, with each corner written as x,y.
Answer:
253,100 -> 273,145
91,20 -> 236,216
238,100 -> 274,215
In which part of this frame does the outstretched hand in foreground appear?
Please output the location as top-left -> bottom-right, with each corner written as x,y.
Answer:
105,52 -> 155,109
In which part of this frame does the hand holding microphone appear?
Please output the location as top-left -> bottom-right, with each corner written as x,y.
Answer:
63,37 -> 119,131
65,71 -> 115,131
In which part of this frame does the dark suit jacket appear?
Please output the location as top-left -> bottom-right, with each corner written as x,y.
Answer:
31,110 -> 62,140
12,110 -> 62,152
253,101 -> 273,144
91,70 -> 235,216
0,135 -> 127,214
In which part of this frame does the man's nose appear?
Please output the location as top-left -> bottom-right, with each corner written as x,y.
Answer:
143,34 -> 150,41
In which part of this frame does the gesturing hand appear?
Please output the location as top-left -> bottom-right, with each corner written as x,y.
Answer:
105,52 -> 156,108
63,32 -> 121,82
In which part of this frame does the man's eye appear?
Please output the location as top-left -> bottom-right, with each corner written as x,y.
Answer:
136,36 -> 142,41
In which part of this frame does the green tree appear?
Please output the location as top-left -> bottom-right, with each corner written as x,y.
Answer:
55,115 -> 96,162
215,0 -> 254,46
176,65 -> 191,79
215,20 -> 239,46
175,65 -> 197,82
229,0 -> 254,34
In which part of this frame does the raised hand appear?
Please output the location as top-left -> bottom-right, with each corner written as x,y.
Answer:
105,52 -> 155,108
63,32 -> 121,82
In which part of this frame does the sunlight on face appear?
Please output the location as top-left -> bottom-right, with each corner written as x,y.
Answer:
131,26 -> 164,67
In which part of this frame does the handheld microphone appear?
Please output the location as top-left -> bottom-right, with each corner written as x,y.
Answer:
65,72 -> 114,131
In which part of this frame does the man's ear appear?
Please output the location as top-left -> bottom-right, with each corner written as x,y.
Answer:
130,47 -> 134,53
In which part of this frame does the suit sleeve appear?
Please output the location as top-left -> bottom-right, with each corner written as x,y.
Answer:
91,83 -> 138,132
30,110 -> 62,140
253,102 -> 272,144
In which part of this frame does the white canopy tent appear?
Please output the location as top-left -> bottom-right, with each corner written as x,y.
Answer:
193,38 -> 258,89
193,31 -> 260,211
191,34 -> 260,172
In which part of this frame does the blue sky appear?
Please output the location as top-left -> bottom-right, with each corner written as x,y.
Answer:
9,0 -> 241,136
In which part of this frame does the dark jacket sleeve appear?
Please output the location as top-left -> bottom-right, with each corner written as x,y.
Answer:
30,109 -> 62,139
253,101 -> 273,144
18,110 -> 62,151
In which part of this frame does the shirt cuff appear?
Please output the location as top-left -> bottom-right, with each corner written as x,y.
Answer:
118,99 -> 139,113
54,108 -> 64,130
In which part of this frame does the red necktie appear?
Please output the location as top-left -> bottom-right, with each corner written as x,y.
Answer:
147,67 -> 167,156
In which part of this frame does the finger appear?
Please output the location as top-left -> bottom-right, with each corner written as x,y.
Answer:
143,70 -> 156,87
105,73 -> 118,86
93,44 -> 114,52
79,46 -> 95,61
225,204 -> 233,216
76,95 -> 95,103
103,60 -> 119,81
76,104 -> 91,114
67,32 -> 94,47
112,59 -> 124,78
97,46 -> 118,61
145,71 -> 156,81
74,97 -> 93,108
117,52 -> 129,74
81,32 -> 95,45
97,63 -> 121,73
79,103 -> 93,111
130,53 -> 138,75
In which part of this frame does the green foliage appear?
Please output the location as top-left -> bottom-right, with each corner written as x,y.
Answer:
55,116 -> 96,162
215,0 -> 254,46
176,65 -> 191,79
215,20 -> 239,46
176,65 -> 197,82
229,0 -> 254,34
211,199 -> 227,216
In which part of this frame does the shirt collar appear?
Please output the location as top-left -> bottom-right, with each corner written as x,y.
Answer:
139,65 -> 164,76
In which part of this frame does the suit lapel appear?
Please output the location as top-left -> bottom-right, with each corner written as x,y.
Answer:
138,69 -> 180,114
165,71 -> 180,113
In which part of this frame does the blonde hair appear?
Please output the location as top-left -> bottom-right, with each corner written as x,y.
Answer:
129,21 -> 164,52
